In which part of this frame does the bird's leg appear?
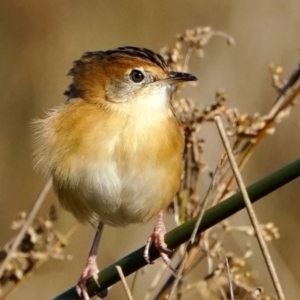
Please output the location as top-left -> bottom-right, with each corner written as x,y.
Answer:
76,222 -> 107,300
144,211 -> 174,269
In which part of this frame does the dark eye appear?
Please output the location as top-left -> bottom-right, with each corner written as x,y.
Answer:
129,69 -> 145,83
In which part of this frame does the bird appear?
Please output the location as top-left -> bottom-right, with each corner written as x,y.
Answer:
32,46 -> 197,299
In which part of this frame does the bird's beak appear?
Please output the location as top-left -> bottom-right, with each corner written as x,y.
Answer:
160,71 -> 197,85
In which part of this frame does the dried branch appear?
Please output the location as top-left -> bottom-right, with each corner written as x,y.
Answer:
0,179 -> 52,280
215,115 -> 285,300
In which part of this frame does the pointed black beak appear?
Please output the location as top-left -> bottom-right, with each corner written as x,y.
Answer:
161,71 -> 197,85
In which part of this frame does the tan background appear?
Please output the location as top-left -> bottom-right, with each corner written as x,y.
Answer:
1,1 -> 300,299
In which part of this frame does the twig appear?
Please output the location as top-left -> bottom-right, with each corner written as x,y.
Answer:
214,277 -> 228,300
167,163 -> 222,300
219,80 -> 300,202
214,115 -> 285,300
224,256 -> 234,300
116,265 -> 134,300
0,178 -> 52,279
275,64 -> 300,101
2,222 -> 79,300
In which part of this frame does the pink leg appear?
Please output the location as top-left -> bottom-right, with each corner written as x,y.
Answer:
76,222 -> 105,300
144,211 -> 174,270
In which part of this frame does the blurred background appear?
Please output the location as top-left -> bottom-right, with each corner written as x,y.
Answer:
1,0 -> 300,299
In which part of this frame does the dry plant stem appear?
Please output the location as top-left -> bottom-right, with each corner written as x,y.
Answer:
214,277 -> 228,300
224,256 -> 234,300
214,115 -> 285,300
116,266 -> 134,300
2,222 -> 79,300
264,93 -> 291,121
167,164 -> 220,300
0,178 -> 52,279
219,85 -> 300,201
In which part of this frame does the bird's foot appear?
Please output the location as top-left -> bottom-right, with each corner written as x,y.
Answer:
144,213 -> 175,271
76,254 -> 104,300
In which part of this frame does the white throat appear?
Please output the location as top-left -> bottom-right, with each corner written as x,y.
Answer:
130,85 -> 171,121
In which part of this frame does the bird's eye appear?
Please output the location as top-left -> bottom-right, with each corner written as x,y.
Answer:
129,69 -> 145,83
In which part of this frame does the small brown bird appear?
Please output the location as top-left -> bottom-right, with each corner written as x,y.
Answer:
32,46 -> 197,299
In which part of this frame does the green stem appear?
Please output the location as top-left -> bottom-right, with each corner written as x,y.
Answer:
53,157 -> 300,300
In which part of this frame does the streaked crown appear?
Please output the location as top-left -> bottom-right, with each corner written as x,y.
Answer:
64,46 -> 196,104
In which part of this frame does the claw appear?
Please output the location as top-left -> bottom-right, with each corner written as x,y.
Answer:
144,211 -> 175,271
76,254 -> 99,300
144,236 -> 155,264
76,222 -> 108,299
